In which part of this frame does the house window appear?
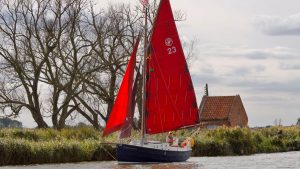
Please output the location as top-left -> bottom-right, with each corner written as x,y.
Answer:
207,125 -> 218,130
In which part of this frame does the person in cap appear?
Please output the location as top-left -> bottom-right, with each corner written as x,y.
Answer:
166,131 -> 175,146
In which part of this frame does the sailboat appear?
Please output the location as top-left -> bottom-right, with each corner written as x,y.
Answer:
102,0 -> 199,163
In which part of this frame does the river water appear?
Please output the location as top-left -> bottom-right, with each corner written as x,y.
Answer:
1,151 -> 300,169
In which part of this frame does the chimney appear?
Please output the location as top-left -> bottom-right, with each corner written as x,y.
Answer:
205,83 -> 209,96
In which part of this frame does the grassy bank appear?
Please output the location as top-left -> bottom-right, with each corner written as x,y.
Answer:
0,126 -> 299,165
0,127 -> 115,165
193,126 -> 300,156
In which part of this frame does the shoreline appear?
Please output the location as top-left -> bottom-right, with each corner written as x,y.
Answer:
0,126 -> 299,166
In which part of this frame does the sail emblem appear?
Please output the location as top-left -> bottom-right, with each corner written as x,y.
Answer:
165,38 -> 173,46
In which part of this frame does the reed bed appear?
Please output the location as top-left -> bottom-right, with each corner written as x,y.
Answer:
0,127 -> 115,165
0,126 -> 299,165
193,126 -> 300,156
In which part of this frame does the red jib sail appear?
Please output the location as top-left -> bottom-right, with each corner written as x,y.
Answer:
119,65 -> 140,138
103,34 -> 141,137
145,0 -> 199,134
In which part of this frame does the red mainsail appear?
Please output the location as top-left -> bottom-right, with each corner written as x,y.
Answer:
145,0 -> 199,134
103,34 -> 141,137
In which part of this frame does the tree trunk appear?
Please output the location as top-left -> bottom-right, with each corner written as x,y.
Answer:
106,69 -> 117,118
31,110 -> 48,128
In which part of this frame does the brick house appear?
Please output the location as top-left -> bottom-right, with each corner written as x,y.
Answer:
198,95 -> 248,129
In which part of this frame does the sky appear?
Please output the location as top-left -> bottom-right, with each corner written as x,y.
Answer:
18,0 -> 300,127
177,0 -> 300,127
99,0 -> 300,127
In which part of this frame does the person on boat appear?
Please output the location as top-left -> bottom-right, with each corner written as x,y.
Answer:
166,131 -> 177,146
181,137 -> 195,148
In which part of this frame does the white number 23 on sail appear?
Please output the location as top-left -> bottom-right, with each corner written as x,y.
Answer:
167,46 -> 176,55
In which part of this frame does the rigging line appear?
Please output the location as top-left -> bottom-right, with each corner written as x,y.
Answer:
120,124 -> 131,134
181,126 -> 201,148
101,145 -> 117,161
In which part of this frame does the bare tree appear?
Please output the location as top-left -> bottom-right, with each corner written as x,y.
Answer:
0,0 -> 198,129
73,3 -> 142,127
0,0 -> 52,128
40,0 -> 94,129
0,0 -> 93,129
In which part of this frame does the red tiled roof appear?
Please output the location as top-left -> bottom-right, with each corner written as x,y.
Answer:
199,96 -> 237,121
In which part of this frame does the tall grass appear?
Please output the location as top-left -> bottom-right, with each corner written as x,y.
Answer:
192,126 -> 300,156
0,127 -> 115,165
0,127 -> 100,141
0,126 -> 299,165
0,138 -> 115,165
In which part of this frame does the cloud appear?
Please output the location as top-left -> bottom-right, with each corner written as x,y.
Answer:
196,43 -> 298,60
192,72 -> 221,85
189,32 -> 300,127
191,42 -> 300,111
191,43 -> 300,88
279,63 -> 300,70
253,13 -> 300,35
226,65 -> 266,77
227,78 -> 300,94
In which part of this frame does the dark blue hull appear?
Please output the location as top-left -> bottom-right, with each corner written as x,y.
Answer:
117,144 -> 191,163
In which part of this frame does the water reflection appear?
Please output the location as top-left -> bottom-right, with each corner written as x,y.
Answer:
0,161 -> 202,169
115,162 -> 202,169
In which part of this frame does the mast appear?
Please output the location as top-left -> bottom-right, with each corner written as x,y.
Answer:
141,2 -> 148,145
